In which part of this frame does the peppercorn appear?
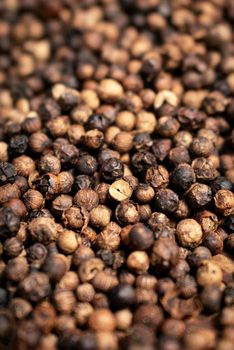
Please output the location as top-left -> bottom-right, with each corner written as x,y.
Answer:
0,162 -> 17,185
127,223 -> 154,250
145,165 -> 169,190
109,284 -> 135,310
0,207 -> 20,236
168,146 -> 191,166
21,115 -> 42,134
112,132 -> 133,153
170,163 -> 196,192
9,134 -> 28,156
10,298 -> 32,320
197,260 -> 223,287
28,217 -> 58,244
4,198 -> 27,218
76,154 -> 98,176
211,176 -> 233,194
43,253 -> 67,283
214,189 -> 234,216
23,189 -> 44,211
53,290 -> 76,314
27,243 -> 47,268
109,179 -> 133,202
79,258 -> 104,283
74,188 -> 99,211
176,219 -> 203,249
155,189 -> 179,214
152,139 -> 172,161
186,183 -> 212,208
151,238 -> 179,271
116,200 -> 140,225
90,205 -> 111,228
127,251 -> 149,273
190,136 -> 215,157
4,237 -> 23,257
62,206 -> 89,230
57,229 -> 79,254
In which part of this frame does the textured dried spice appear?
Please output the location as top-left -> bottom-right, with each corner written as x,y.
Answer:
109,179 -> 133,202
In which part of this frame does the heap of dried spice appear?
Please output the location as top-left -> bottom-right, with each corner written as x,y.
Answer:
0,0 -> 234,349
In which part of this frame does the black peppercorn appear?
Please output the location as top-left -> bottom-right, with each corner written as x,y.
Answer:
76,154 -> 98,176
170,163 -> 196,192
85,114 -> 110,131
154,189 -> 179,214
101,158 -> 124,181
128,223 -> 154,250
0,162 -> 17,185
109,283 -> 135,310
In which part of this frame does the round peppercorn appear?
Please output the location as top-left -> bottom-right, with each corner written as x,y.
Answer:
74,188 -> 99,211
155,189 -> 179,214
134,184 -> 155,203
197,260 -> 223,287
116,200 -> 140,225
225,215 -> 234,233
157,116 -> 180,137
190,137 -> 214,157
101,158 -> 124,181
186,183 -> 212,208
85,114 -> 110,132
211,176 -> 233,194
128,223 -> 154,250
170,163 -> 196,192
12,156 -> 36,178
145,165 -> 169,190
109,284 -> 135,310
0,162 -> 17,185
176,219 -> 203,249
127,251 -> 149,273
109,179 -> 133,202
9,134 -> 28,156
76,155 -> 98,176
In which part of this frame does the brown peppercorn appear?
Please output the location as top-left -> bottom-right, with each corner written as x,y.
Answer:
112,132 -> 133,153
214,189 -> 234,216
145,165 -> 169,190
128,223 -> 154,250
90,205 -> 111,228
155,189 -> 179,214
190,137 -> 215,157
135,274 -> 157,289
74,303 -> 93,326
176,219 -> 203,249
133,304 -> 164,330
174,131 -> 193,149
12,155 -> 36,177
192,157 -> 218,181
21,114 -> 42,134
4,198 -> 27,218
38,154 -> 61,175
29,132 -> 51,153
53,290 -> 76,314
6,256 -> 29,282
168,146 -> 191,166
161,318 -> 185,339
127,251 -> 149,273
116,111 -> 136,131
88,309 -> 116,332
35,173 -> 60,199
183,326 -> 216,350
28,217 -> 58,244
97,222 -> 121,251
157,116 -> 180,137
4,237 -> 23,257
74,188 -> 99,211
56,271 -> 79,292
134,184 -> 154,203
51,194 -> 73,215
91,270 -> 118,292
135,110 -> 157,134
57,171 -> 74,194
197,260 -> 223,286
76,283 -> 95,302
152,139 -> 172,161
23,189 -> 44,210
203,231 -> 224,255
57,229 -> 79,254
83,129 -> 104,149
116,200 -> 140,225
0,142 -> 8,162
10,298 -> 32,320
0,183 -> 21,204
46,116 -> 70,137
34,301 -> 56,334
151,238 -> 179,271
135,287 -> 158,305
19,272 -> 51,302
194,210 -> 218,233
186,183 -> 212,208
62,206 -> 89,230
43,254 -> 67,283
109,179 -> 133,202
79,257 -> 104,282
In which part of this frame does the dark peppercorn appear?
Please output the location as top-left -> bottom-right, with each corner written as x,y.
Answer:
109,284 -> 135,310
85,114 -> 110,132
76,155 -> 98,176
101,158 -> 124,181
131,151 -> 157,175
170,163 -> 196,192
201,286 -> 222,314
211,176 -> 233,194
128,223 -> 154,250
225,215 -> 234,233
154,189 -> 179,214
0,162 -> 17,185
73,175 -> 92,191
9,134 -> 28,156
0,207 -> 20,237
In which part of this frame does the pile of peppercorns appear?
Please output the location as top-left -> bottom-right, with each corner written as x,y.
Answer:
0,0 -> 234,349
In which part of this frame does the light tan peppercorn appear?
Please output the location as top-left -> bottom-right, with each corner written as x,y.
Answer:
10,298 -> 32,320
135,110 -> 157,133
96,331 -> 118,350
112,132 -> 133,153
23,189 -> 44,210
99,79 -> 124,102
91,270 -> 118,292
109,179 -> 133,202
79,258 -> 104,282
57,229 -> 79,254
38,153 -> 61,175
88,309 -> 116,332
29,132 -> 51,153
74,302 -> 93,326
197,260 -> 223,287
116,111 -> 136,131
127,251 -> 149,273
83,129 -> 104,149
0,183 -> 21,204
90,205 -> 111,228
56,271 -> 79,291
58,171 -> 74,194
176,219 -> 203,249
62,206 -> 89,230
76,283 -> 95,302
53,290 -> 76,314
